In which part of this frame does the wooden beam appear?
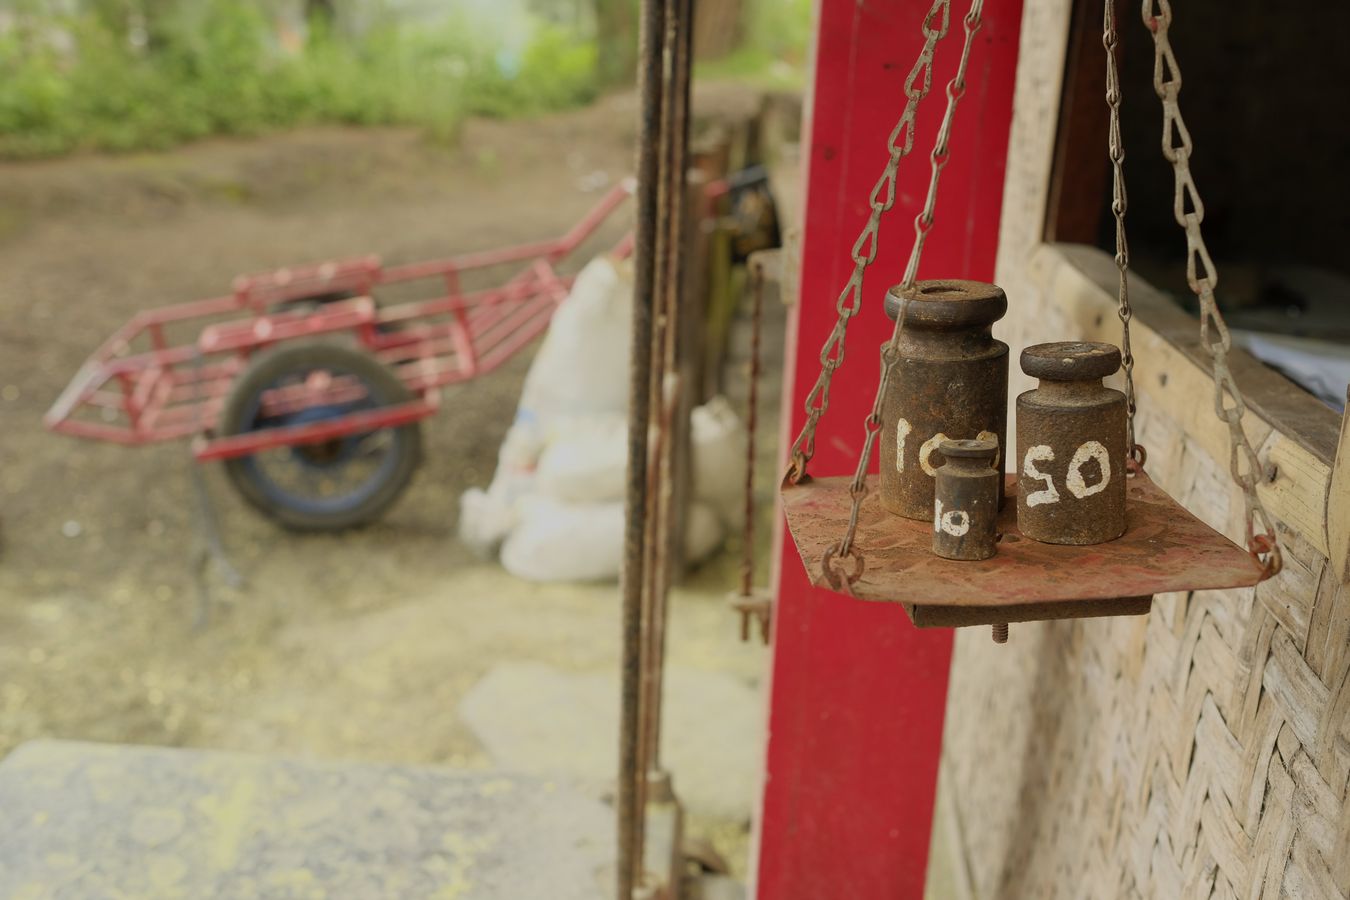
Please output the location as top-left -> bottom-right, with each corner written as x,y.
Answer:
1328,389 -> 1350,583
906,596 -> 1152,629
1044,0 -> 1113,244
1030,243 -> 1341,558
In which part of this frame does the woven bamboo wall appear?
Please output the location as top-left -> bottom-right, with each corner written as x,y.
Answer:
937,259 -> 1350,895
929,3 -> 1350,897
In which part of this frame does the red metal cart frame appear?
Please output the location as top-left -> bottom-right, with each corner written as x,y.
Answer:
45,180 -> 635,461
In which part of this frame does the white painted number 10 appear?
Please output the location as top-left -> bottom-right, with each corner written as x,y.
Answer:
1022,440 -> 1111,507
933,498 -> 971,537
894,417 -> 999,475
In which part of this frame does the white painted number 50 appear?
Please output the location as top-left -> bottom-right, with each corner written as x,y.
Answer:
1022,441 -> 1112,505
1022,445 -> 1059,507
1067,440 -> 1111,499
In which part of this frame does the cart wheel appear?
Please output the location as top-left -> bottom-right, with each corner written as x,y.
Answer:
269,290 -> 356,316
219,342 -> 422,532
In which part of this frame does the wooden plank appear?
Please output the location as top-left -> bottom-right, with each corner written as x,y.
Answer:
1052,244 -> 1342,465
1328,390 -> 1350,583
1260,433 -> 1332,560
906,596 -> 1151,629
1043,0 -> 1112,244
1033,244 -> 1337,555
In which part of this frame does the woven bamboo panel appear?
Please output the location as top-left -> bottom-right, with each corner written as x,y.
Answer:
941,535 -> 1349,898
935,252 -> 1350,898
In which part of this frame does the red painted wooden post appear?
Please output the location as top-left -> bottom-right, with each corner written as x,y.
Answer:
755,2 -> 1025,897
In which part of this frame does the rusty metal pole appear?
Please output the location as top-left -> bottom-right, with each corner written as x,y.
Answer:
641,0 -> 695,784
728,254 -> 773,643
631,0 -> 695,894
739,258 -> 766,639
618,0 -> 669,895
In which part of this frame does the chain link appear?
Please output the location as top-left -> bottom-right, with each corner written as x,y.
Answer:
783,0 -> 951,485
830,0 -> 985,562
1141,0 -> 1281,574
1103,0 -> 1139,462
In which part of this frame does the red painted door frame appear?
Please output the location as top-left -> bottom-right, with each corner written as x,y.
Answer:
755,2 -> 1025,897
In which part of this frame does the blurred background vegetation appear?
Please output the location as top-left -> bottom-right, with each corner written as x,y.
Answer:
0,0 -> 811,161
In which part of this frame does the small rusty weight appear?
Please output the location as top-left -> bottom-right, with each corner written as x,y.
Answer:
931,439 -> 999,561
1016,341 -> 1127,545
880,279 -> 1009,521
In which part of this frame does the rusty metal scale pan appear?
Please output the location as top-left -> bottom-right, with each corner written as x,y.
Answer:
781,472 -> 1264,628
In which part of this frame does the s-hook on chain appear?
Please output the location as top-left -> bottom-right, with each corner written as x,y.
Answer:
1141,0 -> 1281,576
1103,0 -> 1141,468
783,0 -> 951,487
824,0 -> 986,591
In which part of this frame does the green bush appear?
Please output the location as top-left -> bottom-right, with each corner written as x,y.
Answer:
461,25 -> 599,118
694,0 -> 811,88
0,2 -> 599,160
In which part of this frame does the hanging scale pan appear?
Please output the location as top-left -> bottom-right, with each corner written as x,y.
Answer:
778,0 -> 1278,630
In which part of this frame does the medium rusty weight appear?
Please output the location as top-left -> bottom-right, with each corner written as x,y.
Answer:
1016,342 -> 1126,545
879,279 -> 1008,521
931,439 -> 999,561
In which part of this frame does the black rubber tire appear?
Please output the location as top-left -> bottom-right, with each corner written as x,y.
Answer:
219,342 -> 422,532
268,290 -> 358,316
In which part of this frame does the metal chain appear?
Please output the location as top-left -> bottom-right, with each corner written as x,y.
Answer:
899,0 -> 983,291
783,0 -> 951,486
1103,0 -> 1140,464
828,0 -> 985,574
1141,0 -> 1281,575
731,257 -> 772,643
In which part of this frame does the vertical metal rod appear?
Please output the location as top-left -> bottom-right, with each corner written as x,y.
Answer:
740,259 -> 765,601
631,10 -> 675,882
640,0 -> 696,787
618,0 -> 669,895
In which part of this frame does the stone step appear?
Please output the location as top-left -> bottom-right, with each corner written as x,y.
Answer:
0,740 -> 615,899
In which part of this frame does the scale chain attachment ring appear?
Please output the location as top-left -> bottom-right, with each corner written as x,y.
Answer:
821,544 -> 865,596
1124,443 -> 1148,476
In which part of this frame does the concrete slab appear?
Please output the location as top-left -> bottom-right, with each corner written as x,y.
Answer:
0,740 -> 613,899
459,662 -> 762,821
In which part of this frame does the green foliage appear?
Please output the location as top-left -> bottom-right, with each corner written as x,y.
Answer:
460,25 -> 599,118
695,0 -> 812,88
747,0 -> 814,64
0,2 -> 599,160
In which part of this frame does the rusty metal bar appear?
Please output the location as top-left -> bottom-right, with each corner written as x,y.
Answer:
191,399 -> 436,462
640,0 -> 695,787
617,0 -> 670,894
624,0 -> 695,894
741,259 -> 765,600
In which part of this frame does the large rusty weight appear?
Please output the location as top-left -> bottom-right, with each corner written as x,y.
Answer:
879,279 -> 1008,521
931,439 -> 1000,562
1016,342 -> 1127,545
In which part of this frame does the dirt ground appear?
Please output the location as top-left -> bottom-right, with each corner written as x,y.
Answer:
0,86 -> 773,878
